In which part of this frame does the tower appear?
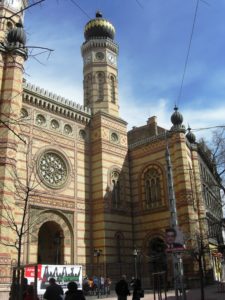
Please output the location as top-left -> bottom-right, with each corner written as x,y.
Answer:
82,13 -> 133,277
0,0 -> 27,42
81,12 -> 119,117
0,2 -> 27,298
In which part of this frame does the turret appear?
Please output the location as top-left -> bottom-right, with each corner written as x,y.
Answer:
81,12 -> 119,117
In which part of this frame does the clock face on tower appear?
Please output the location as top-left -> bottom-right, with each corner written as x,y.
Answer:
107,52 -> 117,66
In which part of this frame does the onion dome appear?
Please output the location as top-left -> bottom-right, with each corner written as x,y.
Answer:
171,106 -> 183,126
7,22 -> 26,46
84,12 -> 115,41
170,106 -> 186,132
186,127 -> 196,144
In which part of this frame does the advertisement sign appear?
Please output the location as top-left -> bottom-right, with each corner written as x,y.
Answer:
165,227 -> 185,252
25,264 -> 82,295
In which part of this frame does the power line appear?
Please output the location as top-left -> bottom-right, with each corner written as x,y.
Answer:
191,125 -> 225,132
135,0 -> 144,9
176,0 -> 200,107
70,0 -> 91,20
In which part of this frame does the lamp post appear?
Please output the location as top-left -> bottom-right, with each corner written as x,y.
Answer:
94,249 -> 102,299
133,249 -> 139,279
54,231 -> 63,264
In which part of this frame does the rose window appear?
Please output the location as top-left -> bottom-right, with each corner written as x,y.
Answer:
38,152 -> 68,189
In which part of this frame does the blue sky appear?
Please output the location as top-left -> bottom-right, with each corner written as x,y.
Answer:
24,0 -> 225,139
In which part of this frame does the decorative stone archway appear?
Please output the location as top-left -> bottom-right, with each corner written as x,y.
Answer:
29,210 -> 74,265
38,221 -> 64,264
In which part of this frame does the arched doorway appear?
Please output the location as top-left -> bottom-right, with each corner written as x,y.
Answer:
149,237 -> 167,273
38,221 -> 64,264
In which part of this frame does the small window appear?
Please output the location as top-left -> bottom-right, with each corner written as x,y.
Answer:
51,119 -> 59,130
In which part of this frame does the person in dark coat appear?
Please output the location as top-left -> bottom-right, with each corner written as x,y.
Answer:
65,281 -> 86,300
24,285 -> 39,300
115,275 -> 130,300
43,277 -> 63,300
131,278 -> 142,300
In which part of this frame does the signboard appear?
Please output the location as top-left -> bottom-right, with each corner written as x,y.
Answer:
165,227 -> 185,252
25,264 -> 82,295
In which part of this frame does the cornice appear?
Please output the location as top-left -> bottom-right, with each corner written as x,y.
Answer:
128,131 -> 171,150
91,110 -> 127,127
23,81 -> 92,125
81,37 -> 119,55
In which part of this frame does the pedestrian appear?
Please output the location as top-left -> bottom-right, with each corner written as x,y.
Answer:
219,257 -> 225,292
65,281 -> 86,300
100,276 -> 105,294
115,275 -> 130,300
24,285 -> 39,300
105,277 -> 112,295
43,277 -> 64,300
131,278 -> 143,300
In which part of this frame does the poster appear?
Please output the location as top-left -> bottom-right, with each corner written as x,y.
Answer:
165,227 -> 185,252
25,264 -> 82,295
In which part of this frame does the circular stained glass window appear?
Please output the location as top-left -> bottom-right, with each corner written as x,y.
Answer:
21,108 -> 28,118
111,132 -> 119,143
64,124 -> 72,135
36,114 -> 46,126
51,119 -> 59,130
38,152 -> 68,189
79,129 -> 86,140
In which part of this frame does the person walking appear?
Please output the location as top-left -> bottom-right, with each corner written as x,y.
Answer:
43,277 -> 64,300
24,285 -> 39,300
105,277 -> 112,295
131,278 -> 142,300
65,281 -> 86,300
115,275 -> 130,300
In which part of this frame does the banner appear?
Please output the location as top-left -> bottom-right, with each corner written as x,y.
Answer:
25,264 -> 82,295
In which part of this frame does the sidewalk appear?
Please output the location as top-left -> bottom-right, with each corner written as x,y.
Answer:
86,284 -> 225,300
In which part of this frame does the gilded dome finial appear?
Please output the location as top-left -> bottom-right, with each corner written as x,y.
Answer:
84,12 -> 115,41
96,11 -> 102,18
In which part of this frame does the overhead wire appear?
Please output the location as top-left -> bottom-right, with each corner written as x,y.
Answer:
190,125 -> 225,132
176,0 -> 200,108
69,0 -> 91,20
135,0 -> 144,9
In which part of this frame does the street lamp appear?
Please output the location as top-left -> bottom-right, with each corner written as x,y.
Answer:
54,231 -> 63,264
133,249 -> 139,279
94,249 -> 102,299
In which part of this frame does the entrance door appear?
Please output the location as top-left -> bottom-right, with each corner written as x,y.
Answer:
38,221 -> 64,264
149,237 -> 167,272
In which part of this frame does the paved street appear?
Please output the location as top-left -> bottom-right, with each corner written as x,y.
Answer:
86,284 -> 225,300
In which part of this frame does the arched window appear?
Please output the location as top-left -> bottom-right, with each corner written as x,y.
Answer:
97,72 -> 105,101
84,74 -> 92,105
110,75 -> 116,103
111,170 -> 123,208
144,168 -> 162,209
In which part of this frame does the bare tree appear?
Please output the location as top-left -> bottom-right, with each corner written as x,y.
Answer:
0,141 -> 43,269
210,128 -> 225,196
